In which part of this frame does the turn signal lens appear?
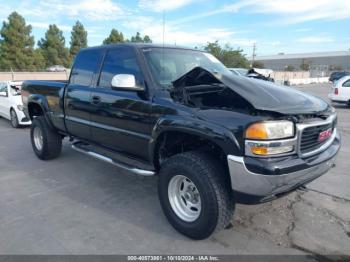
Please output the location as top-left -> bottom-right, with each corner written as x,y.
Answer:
246,123 -> 268,139
246,121 -> 294,140
250,146 -> 268,155
250,145 -> 294,156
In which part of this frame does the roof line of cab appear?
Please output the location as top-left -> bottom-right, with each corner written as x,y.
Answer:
80,43 -> 200,52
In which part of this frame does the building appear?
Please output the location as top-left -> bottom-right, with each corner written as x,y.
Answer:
252,51 -> 350,76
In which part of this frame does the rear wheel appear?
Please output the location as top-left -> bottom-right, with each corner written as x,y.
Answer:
10,109 -> 19,128
30,116 -> 62,160
158,151 -> 234,240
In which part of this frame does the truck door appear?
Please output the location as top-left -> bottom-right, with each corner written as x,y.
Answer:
90,46 -> 151,161
64,48 -> 104,140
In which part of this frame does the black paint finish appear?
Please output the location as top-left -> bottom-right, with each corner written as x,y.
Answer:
22,43 -> 334,171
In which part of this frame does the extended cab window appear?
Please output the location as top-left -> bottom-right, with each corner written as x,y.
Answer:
98,48 -> 143,88
70,49 -> 103,86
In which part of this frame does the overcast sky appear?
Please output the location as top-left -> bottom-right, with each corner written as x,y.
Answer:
1,0 -> 350,56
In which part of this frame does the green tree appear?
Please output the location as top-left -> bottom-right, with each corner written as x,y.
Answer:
33,49 -> 45,70
300,59 -> 310,71
103,29 -> 124,45
252,60 -> 265,68
70,21 -> 87,58
0,12 -> 37,71
143,35 -> 152,43
204,41 -> 249,68
38,24 -> 71,68
128,32 -> 152,43
204,41 -> 222,59
130,32 -> 143,42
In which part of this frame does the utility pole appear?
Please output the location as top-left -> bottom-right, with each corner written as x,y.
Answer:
251,42 -> 256,68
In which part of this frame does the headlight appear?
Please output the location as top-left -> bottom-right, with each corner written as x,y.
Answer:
245,121 -> 295,156
17,105 -> 24,111
246,121 -> 294,140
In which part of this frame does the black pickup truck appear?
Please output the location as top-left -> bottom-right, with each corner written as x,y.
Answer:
22,44 -> 340,239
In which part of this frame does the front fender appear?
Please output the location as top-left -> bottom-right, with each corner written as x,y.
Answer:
149,115 -> 242,164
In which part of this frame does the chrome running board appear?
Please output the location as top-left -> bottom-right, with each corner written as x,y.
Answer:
71,142 -> 155,176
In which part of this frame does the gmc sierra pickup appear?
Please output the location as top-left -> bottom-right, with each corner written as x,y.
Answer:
22,44 -> 340,239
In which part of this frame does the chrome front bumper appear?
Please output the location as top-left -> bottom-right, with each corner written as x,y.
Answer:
228,155 -> 336,197
227,132 -> 340,200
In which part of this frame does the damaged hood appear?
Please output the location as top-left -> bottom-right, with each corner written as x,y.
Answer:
172,67 -> 329,115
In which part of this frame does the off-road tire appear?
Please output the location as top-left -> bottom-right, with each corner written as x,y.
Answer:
158,151 -> 234,240
30,116 -> 62,160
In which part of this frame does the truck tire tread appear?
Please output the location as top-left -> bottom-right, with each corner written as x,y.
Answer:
158,151 -> 234,240
30,116 -> 62,160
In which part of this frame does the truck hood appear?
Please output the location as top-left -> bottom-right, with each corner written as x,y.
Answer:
172,67 -> 330,115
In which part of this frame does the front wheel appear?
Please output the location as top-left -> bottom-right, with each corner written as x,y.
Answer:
10,109 -> 19,128
158,151 -> 234,240
30,116 -> 62,160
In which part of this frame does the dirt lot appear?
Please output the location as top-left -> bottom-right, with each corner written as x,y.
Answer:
0,83 -> 349,259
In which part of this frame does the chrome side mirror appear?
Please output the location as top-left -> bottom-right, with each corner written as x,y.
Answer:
111,74 -> 144,91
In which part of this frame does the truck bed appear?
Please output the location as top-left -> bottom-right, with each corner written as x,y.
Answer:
22,80 -> 67,132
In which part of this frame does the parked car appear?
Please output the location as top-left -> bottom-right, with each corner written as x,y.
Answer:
329,75 -> 350,105
329,71 -> 350,83
247,68 -> 275,82
0,81 -> 31,128
46,65 -> 66,72
22,44 -> 340,240
229,68 -> 248,76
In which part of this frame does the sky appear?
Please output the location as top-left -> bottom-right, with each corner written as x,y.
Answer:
0,0 -> 350,56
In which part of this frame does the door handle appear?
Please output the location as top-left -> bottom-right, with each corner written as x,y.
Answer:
91,96 -> 101,104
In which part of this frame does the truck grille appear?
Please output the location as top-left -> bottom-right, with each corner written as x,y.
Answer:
300,122 -> 335,154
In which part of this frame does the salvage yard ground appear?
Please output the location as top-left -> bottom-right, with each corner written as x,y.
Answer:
0,83 -> 349,259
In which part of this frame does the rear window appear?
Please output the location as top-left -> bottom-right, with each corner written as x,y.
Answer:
70,49 -> 104,86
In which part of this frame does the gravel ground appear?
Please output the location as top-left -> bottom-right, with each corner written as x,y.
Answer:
0,83 -> 348,259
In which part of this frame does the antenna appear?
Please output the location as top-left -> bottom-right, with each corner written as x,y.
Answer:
161,10 -> 165,84
162,10 -> 165,48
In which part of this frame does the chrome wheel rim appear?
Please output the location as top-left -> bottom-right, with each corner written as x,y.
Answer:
168,175 -> 201,222
11,111 -> 17,126
33,127 -> 44,151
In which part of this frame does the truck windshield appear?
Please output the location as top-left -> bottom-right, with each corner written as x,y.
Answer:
142,48 -> 231,89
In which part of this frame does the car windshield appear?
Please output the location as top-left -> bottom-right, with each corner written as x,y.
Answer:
142,48 -> 231,88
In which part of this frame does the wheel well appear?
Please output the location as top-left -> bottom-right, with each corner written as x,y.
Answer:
28,103 -> 44,120
154,131 -> 231,183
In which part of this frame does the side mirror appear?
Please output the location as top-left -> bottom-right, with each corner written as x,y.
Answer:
111,74 -> 144,91
0,91 -> 7,97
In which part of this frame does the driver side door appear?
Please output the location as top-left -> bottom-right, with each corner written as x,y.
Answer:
90,47 -> 152,161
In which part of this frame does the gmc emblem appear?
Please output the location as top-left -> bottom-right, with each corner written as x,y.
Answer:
318,128 -> 332,142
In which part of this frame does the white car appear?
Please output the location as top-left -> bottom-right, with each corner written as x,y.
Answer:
0,81 -> 31,128
328,75 -> 350,106
46,65 -> 66,72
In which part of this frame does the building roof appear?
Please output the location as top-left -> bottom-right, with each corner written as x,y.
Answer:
253,51 -> 350,61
